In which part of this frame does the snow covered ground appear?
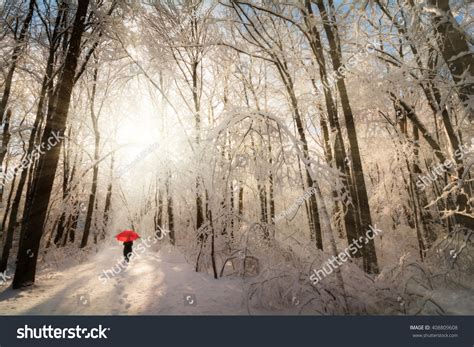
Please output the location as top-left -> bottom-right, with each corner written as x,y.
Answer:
1,240 -> 472,315
0,244 -> 253,315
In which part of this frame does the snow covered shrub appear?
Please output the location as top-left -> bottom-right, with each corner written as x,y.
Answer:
430,225 -> 474,287
218,222 -> 271,278
245,242 -> 373,314
38,242 -> 92,271
375,255 -> 446,315
244,239 -> 463,315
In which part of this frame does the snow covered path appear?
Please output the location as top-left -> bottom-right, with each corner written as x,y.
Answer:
0,244 -> 249,315
3,242 -> 471,315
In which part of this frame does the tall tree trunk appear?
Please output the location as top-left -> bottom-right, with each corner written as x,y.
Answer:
208,208 -> 218,279
0,164 -> 17,238
63,199 -> 80,246
412,126 -> 437,248
266,122 -> 275,224
166,172 -> 174,245
250,132 -> 269,230
13,0 -> 90,289
11,1 -> 68,250
0,109 -> 12,201
315,0 -> 379,273
154,177 -> 164,238
0,173 -> 18,273
54,138 -> 70,246
192,59 -> 205,234
81,64 -> 101,248
238,184 -> 244,216
426,0 -> 474,120
303,4 -> 363,254
103,155 -> 114,231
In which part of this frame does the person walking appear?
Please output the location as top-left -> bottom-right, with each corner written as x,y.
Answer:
115,229 -> 140,263
123,240 -> 133,263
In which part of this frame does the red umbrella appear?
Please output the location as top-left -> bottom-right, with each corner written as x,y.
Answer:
115,229 -> 140,242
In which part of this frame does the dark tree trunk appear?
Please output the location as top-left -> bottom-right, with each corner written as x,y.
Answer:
412,126 -> 437,248
192,58 -> 205,234
10,1 -> 68,251
315,0 -> 379,273
1,21 -> 64,263
154,177 -> 163,238
238,184 -> 244,216
229,181 -> 235,237
0,109 -> 12,201
427,0 -> 474,120
81,65 -> 101,248
0,173 -> 18,273
54,138 -> 70,246
266,122 -> 275,224
0,166 -> 17,238
207,208 -> 218,279
303,5 -> 361,255
63,199 -> 80,246
13,0 -> 90,289
103,155 -> 114,230
166,172 -> 174,245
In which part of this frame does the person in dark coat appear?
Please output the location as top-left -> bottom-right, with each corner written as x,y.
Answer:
123,241 -> 133,262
